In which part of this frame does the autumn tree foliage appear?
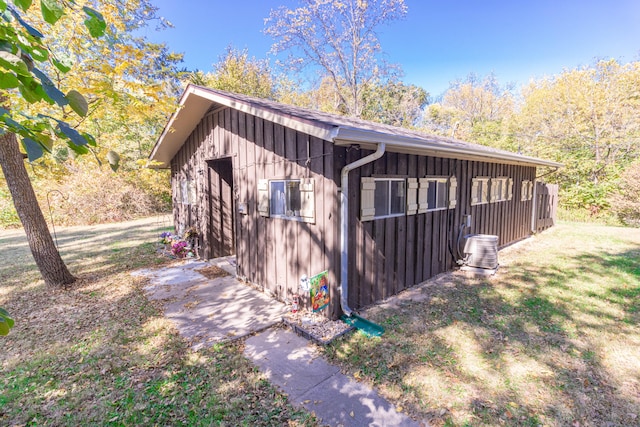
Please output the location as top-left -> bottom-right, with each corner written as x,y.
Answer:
265,0 -> 407,118
0,0 -> 183,294
187,47 -> 276,99
515,60 -> 640,215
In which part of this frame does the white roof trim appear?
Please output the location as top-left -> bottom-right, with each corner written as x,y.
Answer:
149,85 -> 562,169
333,127 -> 563,168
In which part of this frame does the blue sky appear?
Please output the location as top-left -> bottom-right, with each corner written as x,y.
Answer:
139,0 -> 640,98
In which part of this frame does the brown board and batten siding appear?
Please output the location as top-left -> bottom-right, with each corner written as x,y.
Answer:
346,148 -> 537,311
170,107 -> 342,319
153,86 -> 561,320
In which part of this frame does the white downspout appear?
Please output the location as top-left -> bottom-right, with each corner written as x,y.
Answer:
340,143 -> 386,317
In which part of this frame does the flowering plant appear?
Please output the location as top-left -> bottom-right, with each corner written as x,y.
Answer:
171,240 -> 189,257
183,226 -> 199,240
159,232 -> 173,245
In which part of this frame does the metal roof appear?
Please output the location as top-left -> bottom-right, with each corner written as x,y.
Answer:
149,84 -> 562,169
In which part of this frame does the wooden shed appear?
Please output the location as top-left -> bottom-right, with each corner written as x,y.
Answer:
149,85 -> 561,319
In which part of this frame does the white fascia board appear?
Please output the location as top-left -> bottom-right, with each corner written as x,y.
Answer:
333,127 -> 563,168
189,86 -> 337,142
148,86 -> 213,168
148,85 -> 339,168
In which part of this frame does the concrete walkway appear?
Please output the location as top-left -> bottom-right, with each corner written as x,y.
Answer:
245,328 -> 421,427
133,258 -> 423,426
133,257 -> 287,349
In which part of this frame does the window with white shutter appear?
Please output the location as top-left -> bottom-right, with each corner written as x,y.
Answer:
258,178 -> 315,222
406,178 -> 418,215
360,177 -> 406,220
471,177 -> 490,206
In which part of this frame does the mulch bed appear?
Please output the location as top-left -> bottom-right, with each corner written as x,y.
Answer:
194,265 -> 229,279
282,310 -> 354,345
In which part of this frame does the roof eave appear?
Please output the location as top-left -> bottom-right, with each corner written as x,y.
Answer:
333,127 -> 563,168
148,85 -> 338,168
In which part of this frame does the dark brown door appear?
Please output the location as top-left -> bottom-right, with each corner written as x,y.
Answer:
208,158 -> 235,258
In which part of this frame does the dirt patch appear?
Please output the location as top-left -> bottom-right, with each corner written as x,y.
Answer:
195,265 -> 229,279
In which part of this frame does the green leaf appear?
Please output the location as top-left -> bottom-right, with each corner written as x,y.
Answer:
51,56 -> 71,73
32,67 -> 68,107
0,51 -> 29,76
67,142 -> 88,155
29,45 -> 48,62
66,89 -> 88,117
0,319 -> 10,335
0,0 -> 7,12
0,306 -> 14,335
0,71 -> 19,88
82,6 -> 106,38
40,0 -> 64,24
0,107 -> 26,132
82,131 -> 96,147
57,121 -> 87,146
21,136 -> 43,161
106,150 -> 120,171
12,0 -> 32,12
18,80 -> 42,103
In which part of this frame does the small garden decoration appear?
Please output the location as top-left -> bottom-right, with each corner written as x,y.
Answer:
159,231 -> 173,245
158,231 -> 197,259
171,240 -> 189,258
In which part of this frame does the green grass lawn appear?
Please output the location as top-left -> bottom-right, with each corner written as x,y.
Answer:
2,218 -> 638,426
323,222 -> 640,427
0,216 -> 316,426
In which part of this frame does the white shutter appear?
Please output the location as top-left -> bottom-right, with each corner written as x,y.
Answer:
448,176 -> 457,209
471,179 -> 479,205
490,179 -> 499,202
360,177 -> 376,221
257,179 -> 270,217
299,178 -> 315,223
406,178 -> 418,215
521,180 -> 530,201
507,178 -> 513,201
418,178 -> 429,213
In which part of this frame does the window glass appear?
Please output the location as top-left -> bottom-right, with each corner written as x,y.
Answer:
270,181 -> 286,216
389,180 -> 405,214
427,180 -> 437,208
436,181 -> 447,208
374,180 -> 390,216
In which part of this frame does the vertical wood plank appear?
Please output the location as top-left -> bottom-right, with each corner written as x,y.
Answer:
405,154 -> 417,288
395,153 -> 408,293
384,152 -> 398,298
263,120 -> 276,296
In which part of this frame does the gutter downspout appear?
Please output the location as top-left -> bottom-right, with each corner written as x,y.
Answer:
340,143 -> 386,316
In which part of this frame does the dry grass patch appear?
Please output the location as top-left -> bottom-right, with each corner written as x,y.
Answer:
324,222 -> 640,426
0,217 -> 317,426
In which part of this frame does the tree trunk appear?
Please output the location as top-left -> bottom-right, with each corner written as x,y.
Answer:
0,132 -> 75,287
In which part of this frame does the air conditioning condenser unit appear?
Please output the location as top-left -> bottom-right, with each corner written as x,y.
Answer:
462,234 -> 499,272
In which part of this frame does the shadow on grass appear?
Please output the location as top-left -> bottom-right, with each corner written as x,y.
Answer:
325,226 -> 640,426
0,217 -> 316,426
